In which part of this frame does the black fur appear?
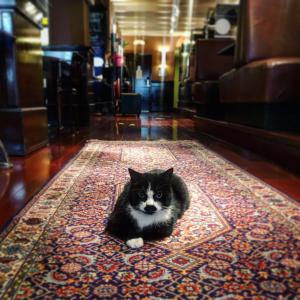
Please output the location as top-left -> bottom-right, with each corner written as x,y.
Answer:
106,168 -> 190,242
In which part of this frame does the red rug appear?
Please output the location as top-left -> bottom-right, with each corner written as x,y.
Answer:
0,140 -> 299,299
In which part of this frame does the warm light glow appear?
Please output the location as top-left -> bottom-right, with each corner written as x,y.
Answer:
25,1 -> 37,14
159,45 -> 168,77
41,28 -> 49,46
133,39 -> 145,46
17,37 -> 41,44
34,12 -> 43,23
112,23 -> 117,34
159,46 -> 169,53
158,64 -> 168,69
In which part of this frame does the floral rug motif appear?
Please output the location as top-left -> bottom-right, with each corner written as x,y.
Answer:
0,140 -> 299,299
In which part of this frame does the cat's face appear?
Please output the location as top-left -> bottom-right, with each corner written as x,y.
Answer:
128,168 -> 173,215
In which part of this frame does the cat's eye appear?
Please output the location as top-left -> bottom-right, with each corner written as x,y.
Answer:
138,191 -> 146,199
155,192 -> 163,199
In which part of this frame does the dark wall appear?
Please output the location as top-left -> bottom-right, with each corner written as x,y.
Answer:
0,32 -> 11,107
0,28 -> 18,108
49,0 -> 90,46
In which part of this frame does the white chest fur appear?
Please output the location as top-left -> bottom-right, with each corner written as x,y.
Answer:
128,205 -> 172,229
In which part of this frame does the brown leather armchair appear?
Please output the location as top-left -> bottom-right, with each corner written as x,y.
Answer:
191,38 -> 234,119
219,0 -> 300,130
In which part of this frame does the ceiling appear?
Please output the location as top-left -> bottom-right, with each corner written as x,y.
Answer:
111,0 -> 217,37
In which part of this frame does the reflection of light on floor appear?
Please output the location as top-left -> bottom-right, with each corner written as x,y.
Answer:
11,182 -> 26,201
118,122 -> 124,125
129,123 -> 135,127
0,170 -> 11,199
141,127 -> 150,139
172,119 -> 178,140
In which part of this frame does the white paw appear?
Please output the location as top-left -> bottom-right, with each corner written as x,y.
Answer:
126,238 -> 144,248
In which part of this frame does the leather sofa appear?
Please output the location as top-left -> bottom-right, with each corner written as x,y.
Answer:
191,38 -> 234,119
219,0 -> 300,130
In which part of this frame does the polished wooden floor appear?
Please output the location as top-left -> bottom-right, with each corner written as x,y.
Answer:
1,112 -> 300,232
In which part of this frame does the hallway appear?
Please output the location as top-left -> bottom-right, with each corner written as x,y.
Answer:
1,113 -> 300,232
1,0 -> 300,298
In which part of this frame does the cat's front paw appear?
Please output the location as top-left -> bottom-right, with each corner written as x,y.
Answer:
126,237 -> 144,248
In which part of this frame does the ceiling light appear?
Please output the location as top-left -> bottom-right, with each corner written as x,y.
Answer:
112,23 -> 117,34
34,12 -> 43,22
215,18 -> 231,35
25,1 -> 37,14
133,39 -> 145,46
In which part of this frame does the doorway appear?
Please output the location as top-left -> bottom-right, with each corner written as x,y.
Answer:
125,54 -> 152,112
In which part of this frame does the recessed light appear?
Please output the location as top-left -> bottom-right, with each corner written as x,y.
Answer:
133,40 -> 146,46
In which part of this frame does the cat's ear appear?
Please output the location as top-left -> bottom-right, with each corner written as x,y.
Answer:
128,168 -> 143,183
161,168 -> 173,182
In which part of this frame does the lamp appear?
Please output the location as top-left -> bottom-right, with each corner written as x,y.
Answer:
133,39 -> 145,46
158,47 -> 168,77
215,18 -> 231,35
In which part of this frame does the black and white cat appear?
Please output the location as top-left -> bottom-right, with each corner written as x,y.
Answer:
106,168 -> 190,248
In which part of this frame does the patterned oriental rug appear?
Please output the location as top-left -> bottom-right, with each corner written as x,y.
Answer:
0,141 -> 299,299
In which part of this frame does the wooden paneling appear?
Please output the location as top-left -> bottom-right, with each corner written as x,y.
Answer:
124,36 -> 178,81
0,30 -> 17,107
15,13 -> 44,107
49,0 -> 90,46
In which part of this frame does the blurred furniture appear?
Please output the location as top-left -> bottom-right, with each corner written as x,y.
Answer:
219,0 -> 300,130
43,46 -> 92,132
43,56 -> 60,137
93,79 -> 114,114
120,93 -> 142,116
0,5 -> 48,155
192,38 -> 234,119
